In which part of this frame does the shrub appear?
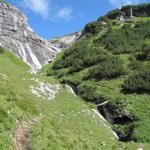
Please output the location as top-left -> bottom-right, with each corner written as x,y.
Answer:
95,21 -> 150,54
113,123 -> 136,141
52,39 -> 109,74
77,83 -> 97,102
135,40 -> 150,61
52,59 -> 65,69
123,64 -> 150,93
121,4 -> 150,17
133,4 -> 150,17
77,83 -> 106,104
105,98 -> 127,114
105,98 -> 136,141
129,60 -> 143,70
69,59 -> 84,73
0,46 -> 4,54
97,16 -> 109,22
85,57 -> 125,80
83,21 -> 103,35
106,9 -> 121,19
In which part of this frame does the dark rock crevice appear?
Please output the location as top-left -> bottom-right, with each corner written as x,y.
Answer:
98,104 -> 137,142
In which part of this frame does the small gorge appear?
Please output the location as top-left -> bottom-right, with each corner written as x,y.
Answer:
98,103 -> 136,142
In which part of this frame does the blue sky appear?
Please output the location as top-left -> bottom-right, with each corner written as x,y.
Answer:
6,0 -> 150,39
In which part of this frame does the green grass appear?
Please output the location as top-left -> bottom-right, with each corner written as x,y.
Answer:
1,47 -> 149,150
0,49 -> 125,149
44,14 -> 150,148
0,48 -> 122,149
1,4 -> 150,149
0,49 -> 59,149
1,45 -> 150,149
29,87 -> 150,149
29,88 -> 118,150
1,16 -> 150,150
0,50 -> 40,149
51,59 -> 150,143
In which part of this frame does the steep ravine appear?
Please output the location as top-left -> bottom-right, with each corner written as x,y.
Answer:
65,84 -> 120,140
98,104 -> 135,142
64,82 -> 138,143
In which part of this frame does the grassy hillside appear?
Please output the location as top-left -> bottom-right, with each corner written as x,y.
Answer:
1,3 -> 150,149
1,46 -> 150,150
45,3 -> 150,147
0,48 -> 142,149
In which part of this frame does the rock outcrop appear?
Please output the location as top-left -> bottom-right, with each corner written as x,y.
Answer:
0,2 -> 60,72
49,32 -> 81,50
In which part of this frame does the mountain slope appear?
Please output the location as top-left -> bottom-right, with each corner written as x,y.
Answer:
0,47 -> 124,149
49,32 -> 82,50
46,3 -> 150,147
1,47 -> 148,150
0,2 -> 60,72
1,2 -> 150,150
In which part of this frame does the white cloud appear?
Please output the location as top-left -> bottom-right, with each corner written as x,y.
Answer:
21,0 -> 73,22
56,7 -> 73,21
109,0 -> 140,7
23,0 -> 50,18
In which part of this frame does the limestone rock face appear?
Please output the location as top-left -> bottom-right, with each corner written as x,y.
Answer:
49,32 -> 81,50
0,2 -> 60,72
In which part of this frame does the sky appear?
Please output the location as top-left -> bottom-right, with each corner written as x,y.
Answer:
5,0 -> 150,39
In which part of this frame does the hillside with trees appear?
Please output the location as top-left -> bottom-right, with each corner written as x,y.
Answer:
45,3 -> 150,144
2,1 -> 150,149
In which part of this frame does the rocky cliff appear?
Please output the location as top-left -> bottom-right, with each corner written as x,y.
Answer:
0,2 -> 60,72
49,32 -> 81,50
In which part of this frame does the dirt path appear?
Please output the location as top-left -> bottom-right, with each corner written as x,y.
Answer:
10,114 -> 43,150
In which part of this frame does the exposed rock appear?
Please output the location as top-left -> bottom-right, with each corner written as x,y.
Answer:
98,104 -> 135,142
92,109 -> 119,140
29,78 -> 60,100
0,72 -> 7,80
49,32 -> 82,50
0,2 -> 60,72
65,84 -> 77,96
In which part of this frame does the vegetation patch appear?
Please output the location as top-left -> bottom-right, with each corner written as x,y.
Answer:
123,63 -> 150,93
95,21 -> 150,54
45,5 -> 150,146
0,46 -> 4,54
